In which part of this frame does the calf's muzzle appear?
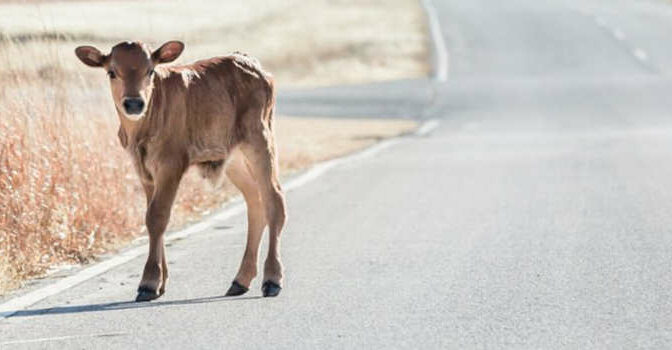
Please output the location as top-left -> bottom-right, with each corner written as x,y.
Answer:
122,97 -> 145,115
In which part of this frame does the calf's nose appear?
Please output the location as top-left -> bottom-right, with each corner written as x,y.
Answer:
122,98 -> 145,115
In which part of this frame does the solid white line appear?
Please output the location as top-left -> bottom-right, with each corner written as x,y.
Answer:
415,119 -> 440,136
0,245 -> 146,319
0,118 -> 441,320
421,0 -> 449,82
283,138 -> 402,192
633,48 -> 649,62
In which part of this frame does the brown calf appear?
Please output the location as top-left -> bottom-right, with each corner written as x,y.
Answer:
75,41 -> 287,301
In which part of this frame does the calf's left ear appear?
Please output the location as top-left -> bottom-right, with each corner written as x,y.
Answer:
75,46 -> 106,67
152,41 -> 185,64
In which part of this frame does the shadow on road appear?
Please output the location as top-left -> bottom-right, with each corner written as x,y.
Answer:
6,295 -> 261,318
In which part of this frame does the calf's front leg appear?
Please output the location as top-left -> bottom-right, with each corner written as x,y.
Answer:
136,170 -> 183,302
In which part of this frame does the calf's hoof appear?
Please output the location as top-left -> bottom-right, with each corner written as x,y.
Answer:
225,280 -> 249,297
261,281 -> 282,297
136,286 -> 161,302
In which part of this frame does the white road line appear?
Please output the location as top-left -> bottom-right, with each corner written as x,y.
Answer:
633,48 -> 649,62
415,119 -> 440,136
590,15 -> 652,67
0,245 -> 146,320
421,0 -> 449,82
284,138 -> 401,192
0,118 -> 441,320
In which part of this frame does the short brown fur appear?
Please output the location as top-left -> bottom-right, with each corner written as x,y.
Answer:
75,41 -> 287,301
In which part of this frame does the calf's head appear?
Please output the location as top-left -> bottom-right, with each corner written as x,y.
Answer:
75,40 -> 184,120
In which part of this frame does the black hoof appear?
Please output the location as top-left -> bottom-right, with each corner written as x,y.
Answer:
135,286 -> 160,302
261,281 -> 282,297
225,280 -> 249,297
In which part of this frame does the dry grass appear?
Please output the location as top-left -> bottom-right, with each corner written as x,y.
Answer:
0,91 -> 416,293
0,0 -> 424,294
0,0 -> 429,87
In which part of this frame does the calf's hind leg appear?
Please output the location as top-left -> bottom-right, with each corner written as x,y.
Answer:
224,151 -> 267,296
241,130 -> 287,297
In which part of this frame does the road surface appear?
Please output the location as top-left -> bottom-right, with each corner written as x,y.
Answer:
3,0 -> 672,348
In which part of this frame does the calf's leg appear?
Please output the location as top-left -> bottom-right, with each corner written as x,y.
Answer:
141,182 -> 168,296
136,170 -> 183,302
241,131 -> 287,297
224,151 -> 267,296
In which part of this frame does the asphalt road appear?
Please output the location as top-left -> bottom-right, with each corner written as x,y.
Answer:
3,0 -> 672,348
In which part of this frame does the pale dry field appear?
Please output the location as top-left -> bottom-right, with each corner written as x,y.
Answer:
0,0 -> 426,293
0,0 -> 429,87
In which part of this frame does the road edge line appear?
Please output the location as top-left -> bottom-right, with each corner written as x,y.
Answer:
415,119 -> 440,136
0,118 -> 441,320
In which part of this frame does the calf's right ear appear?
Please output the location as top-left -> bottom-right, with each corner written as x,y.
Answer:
75,46 -> 106,67
152,41 -> 184,64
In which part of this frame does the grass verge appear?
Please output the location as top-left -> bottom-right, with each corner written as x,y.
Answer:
0,113 -> 417,295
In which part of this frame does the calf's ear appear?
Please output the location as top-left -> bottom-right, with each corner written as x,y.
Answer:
152,41 -> 184,64
75,46 -> 106,67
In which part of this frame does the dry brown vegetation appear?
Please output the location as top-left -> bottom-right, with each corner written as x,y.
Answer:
0,0 -> 426,294
0,105 -> 416,294
0,0 -> 429,87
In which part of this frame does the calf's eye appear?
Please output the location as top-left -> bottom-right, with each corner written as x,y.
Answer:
107,71 -> 116,79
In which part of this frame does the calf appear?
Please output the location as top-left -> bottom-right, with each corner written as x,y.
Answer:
75,41 -> 287,301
